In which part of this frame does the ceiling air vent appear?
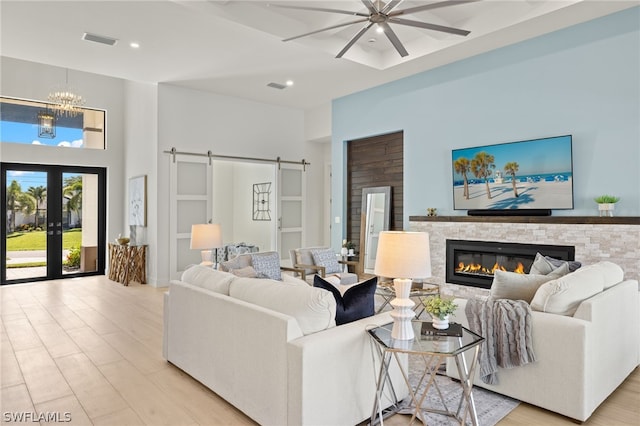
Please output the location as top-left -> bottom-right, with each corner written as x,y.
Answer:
267,82 -> 287,90
82,32 -> 118,46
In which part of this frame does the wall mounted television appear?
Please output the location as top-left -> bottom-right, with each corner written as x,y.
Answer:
452,135 -> 573,211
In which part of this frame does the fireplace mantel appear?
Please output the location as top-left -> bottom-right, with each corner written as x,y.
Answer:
410,215 -> 640,225
410,216 -> 640,299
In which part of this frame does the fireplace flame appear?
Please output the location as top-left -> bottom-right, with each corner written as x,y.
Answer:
455,261 -> 526,275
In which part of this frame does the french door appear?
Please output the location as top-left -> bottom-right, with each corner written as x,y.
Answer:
1,163 -> 106,284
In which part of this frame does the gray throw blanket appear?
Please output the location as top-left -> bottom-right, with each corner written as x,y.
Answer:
465,298 -> 536,385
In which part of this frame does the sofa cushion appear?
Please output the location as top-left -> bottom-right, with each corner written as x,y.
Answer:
181,265 -> 235,295
530,261 -> 621,316
250,252 -> 282,280
490,263 -> 569,303
229,276 -> 336,335
313,275 -> 377,325
311,248 -> 341,274
529,252 -> 582,275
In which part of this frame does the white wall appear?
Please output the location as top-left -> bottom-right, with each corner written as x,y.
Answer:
212,160 -> 275,253
156,84 -> 325,285
0,57 -> 126,256
123,80 -> 158,282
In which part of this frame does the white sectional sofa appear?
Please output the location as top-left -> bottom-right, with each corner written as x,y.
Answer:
446,261 -> 639,422
163,265 -> 407,426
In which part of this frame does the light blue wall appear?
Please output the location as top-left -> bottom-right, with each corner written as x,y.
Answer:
332,7 -> 640,245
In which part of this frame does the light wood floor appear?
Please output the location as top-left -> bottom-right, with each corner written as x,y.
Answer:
1,276 -> 638,425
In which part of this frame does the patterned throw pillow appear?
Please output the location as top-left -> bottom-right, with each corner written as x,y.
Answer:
250,252 -> 282,281
314,275 -> 377,325
310,248 -> 341,274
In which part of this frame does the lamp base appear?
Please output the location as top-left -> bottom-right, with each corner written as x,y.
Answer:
200,250 -> 214,267
390,278 -> 416,340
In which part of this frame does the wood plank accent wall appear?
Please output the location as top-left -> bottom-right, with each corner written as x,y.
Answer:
346,131 -> 404,250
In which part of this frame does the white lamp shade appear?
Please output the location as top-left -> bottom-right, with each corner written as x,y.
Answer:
373,231 -> 431,279
190,223 -> 223,250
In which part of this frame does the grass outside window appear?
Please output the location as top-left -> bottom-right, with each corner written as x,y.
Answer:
6,229 -> 82,251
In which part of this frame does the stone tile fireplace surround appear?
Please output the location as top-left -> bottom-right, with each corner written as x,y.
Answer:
410,216 -> 640,299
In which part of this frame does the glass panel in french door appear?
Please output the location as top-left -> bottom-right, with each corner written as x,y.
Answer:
3,167 -> 49,282
2,163 -> 106,285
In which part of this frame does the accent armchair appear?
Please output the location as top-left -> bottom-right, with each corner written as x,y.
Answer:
289,247 -> 359,285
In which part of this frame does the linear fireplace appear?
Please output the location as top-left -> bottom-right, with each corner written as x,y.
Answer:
446,239 -> 575,289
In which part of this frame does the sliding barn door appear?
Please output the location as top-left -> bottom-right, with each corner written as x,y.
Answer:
278,163 -> 306,265
169,155 -> 212,280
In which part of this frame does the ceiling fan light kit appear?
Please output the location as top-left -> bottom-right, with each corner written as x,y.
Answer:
277,0 -> 476,58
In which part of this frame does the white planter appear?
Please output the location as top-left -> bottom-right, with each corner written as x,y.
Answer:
598,203 -> 615,217
348,248 -> 355,256
432,315 -> 450,330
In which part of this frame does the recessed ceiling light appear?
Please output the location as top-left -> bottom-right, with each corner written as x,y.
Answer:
286,80 -> 294,86
376,26 -> 384,34
130,42 -> 140,49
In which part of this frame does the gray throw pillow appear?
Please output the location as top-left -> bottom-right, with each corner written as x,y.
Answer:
310,248 -> 341,274
250,252 -> 282,281
529,252 -> 581,275
490,263 -> 570,303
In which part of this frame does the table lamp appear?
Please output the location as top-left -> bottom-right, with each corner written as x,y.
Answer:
190,223 -> 223,268
374,231 -> 431,340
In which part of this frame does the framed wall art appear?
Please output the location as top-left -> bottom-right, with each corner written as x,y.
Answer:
129,175 -> 147,226
253,182 -> 271,221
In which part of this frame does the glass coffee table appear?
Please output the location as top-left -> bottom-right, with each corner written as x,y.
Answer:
368,320 -> 484,425
375,283 -> 439,318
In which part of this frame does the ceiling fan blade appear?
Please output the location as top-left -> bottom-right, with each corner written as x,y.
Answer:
336,22 -> 374,58
283,18 -> 369,42
270,4 -> 368,18
381,0 -> 405,14
390,0 -> 480,17
389,17 -> 471,36
360,0 -> 378,14
379,22 -> 408,57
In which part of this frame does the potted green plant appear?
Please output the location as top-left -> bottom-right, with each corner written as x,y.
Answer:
423,295 -> 457,329
342,240 -> 356,256
594,195 -> 620,217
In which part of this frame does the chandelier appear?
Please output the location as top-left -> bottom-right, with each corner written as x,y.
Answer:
48,69 -> 85,117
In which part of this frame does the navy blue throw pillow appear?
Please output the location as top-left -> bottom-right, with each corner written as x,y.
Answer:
313,275 -> 377,325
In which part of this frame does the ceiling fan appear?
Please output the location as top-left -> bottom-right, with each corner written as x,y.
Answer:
274,0 -> 478,58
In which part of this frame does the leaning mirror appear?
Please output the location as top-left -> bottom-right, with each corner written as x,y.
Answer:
359,186 -> 391,275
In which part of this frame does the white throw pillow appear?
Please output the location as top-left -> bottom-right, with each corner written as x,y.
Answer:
530,261 -> 621,316
490,263 -> 569,303
229,276 -> 337,335
181,265 -> 235,295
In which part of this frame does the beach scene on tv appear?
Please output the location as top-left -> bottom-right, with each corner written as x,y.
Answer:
452,136 -> 573,210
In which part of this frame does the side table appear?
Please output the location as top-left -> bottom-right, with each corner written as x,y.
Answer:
108,243 -> 147,286
368,320 -> 484,425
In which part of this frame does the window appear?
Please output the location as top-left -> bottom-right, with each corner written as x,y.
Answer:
0,96 -> 105,150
